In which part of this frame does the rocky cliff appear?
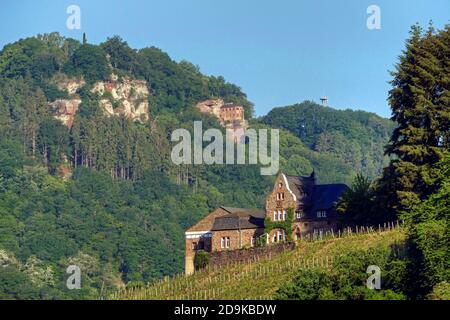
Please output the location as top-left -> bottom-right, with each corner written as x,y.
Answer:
49,74 -> 150,127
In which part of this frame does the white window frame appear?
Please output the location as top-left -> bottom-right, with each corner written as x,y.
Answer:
225,237 -> 230,248
283,210 -> 287,221
273,211 -> 277,221
277,230 -> 285,242
317,210 -> 327,218
278,210 -> 282,221
221,237 -> 225,248
296,212 -> 302,219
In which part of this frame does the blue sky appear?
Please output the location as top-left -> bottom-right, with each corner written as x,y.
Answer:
1,0 -> 448,118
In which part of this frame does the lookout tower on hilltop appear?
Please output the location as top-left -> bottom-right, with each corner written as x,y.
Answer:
320,96 -> 328,106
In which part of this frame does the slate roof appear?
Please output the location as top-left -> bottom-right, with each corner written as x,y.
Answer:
211,207 -> 265,231
284,175 -> 314,199
308,184 -> 348,213
284,173 -> 348,220
207,173 -> 348,231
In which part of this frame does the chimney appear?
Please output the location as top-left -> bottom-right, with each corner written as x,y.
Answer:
310,170 -> 317,185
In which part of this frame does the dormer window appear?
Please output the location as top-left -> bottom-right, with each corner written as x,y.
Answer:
317,210 -> 327,218
296,211 -> 303,219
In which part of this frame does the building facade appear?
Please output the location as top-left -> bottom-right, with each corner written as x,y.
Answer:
184,171 -> 348,274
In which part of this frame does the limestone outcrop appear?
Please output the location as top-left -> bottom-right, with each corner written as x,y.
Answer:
49,74 -> 150,128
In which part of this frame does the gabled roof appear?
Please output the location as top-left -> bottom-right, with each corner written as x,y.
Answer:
309,184 -> 348,212
211,207 -> 265,231
220,207 -> 266,218
284,175 -> 314,199
186,207 -> 230,233
282,172 -> 348,219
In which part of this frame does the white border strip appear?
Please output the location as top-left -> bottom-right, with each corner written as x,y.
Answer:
185,231 -> 210,235
282,173 -> 297,201
185,231 -> 212,239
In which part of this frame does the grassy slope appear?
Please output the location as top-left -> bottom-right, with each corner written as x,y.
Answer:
111,226 -> 405,300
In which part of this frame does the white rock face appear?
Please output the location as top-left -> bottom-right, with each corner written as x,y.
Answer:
56,77 -> 85,95
196,99 -> 224,118
91,77 -> 150,122
50,74 -> 151,127
50,99 -> 82,128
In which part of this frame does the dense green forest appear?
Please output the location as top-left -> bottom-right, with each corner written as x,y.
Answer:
260,101 -> 395,179
0,23 -> 447,300
0,33 -> 268,299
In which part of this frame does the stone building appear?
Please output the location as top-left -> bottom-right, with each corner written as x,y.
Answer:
218,103 -> 245,123
184,171 -> 348,274
195,99 -> 248,141
184,207 -> 265,275
195,99 -> 245,125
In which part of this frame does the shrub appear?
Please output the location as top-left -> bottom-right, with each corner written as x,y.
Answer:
194,250 -> 210,270
428,282 -> 450,300
275,246 -> 408,300
276,269 -> 335,300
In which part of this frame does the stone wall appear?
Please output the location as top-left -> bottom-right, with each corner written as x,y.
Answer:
219,105 -> 244,122
292,220 -> 338,240
265,174 -> 298,223
211,228 -> 265,252
185,207 -> 231,275
208,242 -> 296,268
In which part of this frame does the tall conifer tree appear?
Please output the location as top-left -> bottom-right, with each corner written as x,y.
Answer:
379,24 -> 450,212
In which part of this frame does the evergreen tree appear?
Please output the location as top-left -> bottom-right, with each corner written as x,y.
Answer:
336,174 -> 376,225
380,24 -> 450,212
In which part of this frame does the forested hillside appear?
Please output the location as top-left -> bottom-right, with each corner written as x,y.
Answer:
260,101 -> 395,179
0,32 -> 395,299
